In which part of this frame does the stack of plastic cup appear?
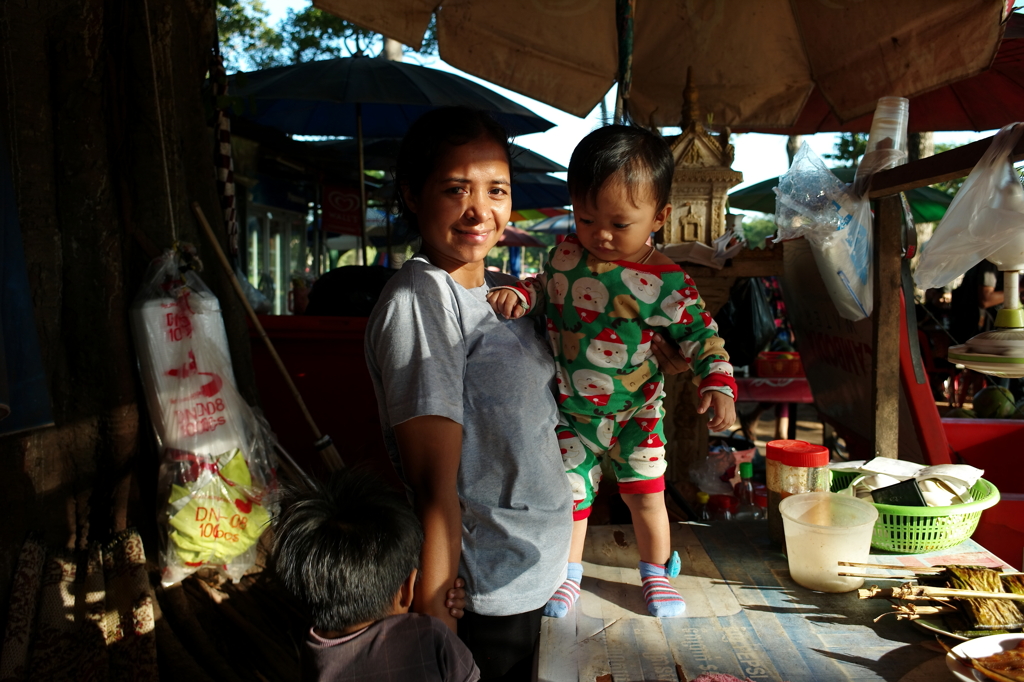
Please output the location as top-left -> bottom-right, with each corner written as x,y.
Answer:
854,96 -> 910,193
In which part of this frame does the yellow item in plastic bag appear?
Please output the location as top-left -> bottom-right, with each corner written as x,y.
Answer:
168,449 -> 270,566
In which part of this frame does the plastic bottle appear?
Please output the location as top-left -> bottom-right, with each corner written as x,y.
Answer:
707,494 -> 737,522
734,461 -> 761,520
694,491 -> 711,522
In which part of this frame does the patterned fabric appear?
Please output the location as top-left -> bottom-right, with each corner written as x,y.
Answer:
639,560 -> 686,618
502,234 -> 736,417
542,562 -> 583,618
559,398 -> 667,518
0,537 -> 46,681
0,530 -> 157,682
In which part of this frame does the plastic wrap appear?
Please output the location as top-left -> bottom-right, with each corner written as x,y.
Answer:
130,250 -> 278,586
774,144 -> 873,320
915,123 -> 1024,290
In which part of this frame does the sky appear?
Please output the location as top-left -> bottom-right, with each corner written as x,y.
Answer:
260,1 -> 993,207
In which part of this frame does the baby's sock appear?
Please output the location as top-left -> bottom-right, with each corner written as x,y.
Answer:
639,560 -> 686,618
543,562 -> 583,618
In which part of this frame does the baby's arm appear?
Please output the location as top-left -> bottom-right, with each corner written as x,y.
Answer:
699,389 -> 736,432
486,276 -> 546,319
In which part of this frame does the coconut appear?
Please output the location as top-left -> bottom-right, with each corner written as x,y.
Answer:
972,386 -> 1016,419
945,407 -> 976,419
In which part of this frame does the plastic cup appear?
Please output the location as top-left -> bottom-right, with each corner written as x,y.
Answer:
866,96 -> 909,156
779,492 -> 879,593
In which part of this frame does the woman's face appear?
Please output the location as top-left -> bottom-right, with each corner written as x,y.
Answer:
407,137 -> 511,277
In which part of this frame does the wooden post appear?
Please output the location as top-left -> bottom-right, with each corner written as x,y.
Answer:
871,195 -> 903,457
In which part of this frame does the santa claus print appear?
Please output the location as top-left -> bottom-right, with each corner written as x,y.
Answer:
546,318 -> 561,356
596,416 -> 617,448
571,277 -> 609,324
641,380 -> 663,404
548,273 -> 569,316
620,268 -> 663,304
628,433 -> 667,476
586,328 -> 628,369
632,403 -> 662,433
557,431 -> 588,470
700,311 -> 717,329
630,330 -> 654,366
550,239 -> 583,271
709,360 -> 734,377
587,463 -> 603,492
554,363 -> 573,404
572,369 -> 614,407
566,471 -> 587,502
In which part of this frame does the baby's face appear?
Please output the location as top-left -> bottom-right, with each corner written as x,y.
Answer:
572,179 -> 670,263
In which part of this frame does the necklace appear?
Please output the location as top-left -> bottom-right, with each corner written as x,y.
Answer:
637,244 -> 656,265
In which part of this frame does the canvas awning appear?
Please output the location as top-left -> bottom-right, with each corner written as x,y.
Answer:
314,0 -> 1010,130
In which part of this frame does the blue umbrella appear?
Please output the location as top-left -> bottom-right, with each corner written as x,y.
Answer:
231,57 -> 556,263
230,57 -> 554,137
523,212 -> 576,234
510,173 -> 570,211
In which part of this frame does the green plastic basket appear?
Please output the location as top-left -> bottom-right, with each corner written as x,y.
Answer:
829,473 -> 1000,553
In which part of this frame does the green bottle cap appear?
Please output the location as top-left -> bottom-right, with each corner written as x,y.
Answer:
739,461 -> 754,479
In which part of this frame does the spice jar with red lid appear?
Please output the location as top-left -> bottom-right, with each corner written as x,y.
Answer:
766,439 -> 830,547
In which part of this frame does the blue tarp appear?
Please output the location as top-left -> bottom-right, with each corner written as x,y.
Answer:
0,136 -> 53,435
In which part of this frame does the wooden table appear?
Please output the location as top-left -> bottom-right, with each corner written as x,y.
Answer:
538,521 -> 1010,682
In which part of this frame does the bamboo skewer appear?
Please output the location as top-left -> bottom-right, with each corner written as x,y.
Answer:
839,561 -> 945,573
859,584 -> 1024,602
192,202 -> 344,472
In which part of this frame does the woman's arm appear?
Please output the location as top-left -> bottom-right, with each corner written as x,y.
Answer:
393,415 -> 463,632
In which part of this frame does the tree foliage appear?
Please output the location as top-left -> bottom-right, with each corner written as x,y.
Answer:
217,0 -> 438,72
823,132 -> 868,168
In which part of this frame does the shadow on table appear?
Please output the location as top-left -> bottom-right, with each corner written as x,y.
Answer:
581,576 -> 649,617
810,644 -> 935,682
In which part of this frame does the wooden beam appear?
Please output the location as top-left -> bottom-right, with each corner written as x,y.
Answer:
867,128 -> 1024,198
871,195 -> 903,458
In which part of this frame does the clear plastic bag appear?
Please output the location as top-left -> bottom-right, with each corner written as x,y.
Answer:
130,249 -> 278,586
915,123 -> 1024,291
774,144 -> 873,320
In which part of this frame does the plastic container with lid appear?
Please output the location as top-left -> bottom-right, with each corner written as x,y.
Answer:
766,439 -> 830,547
694,491 -> 711,522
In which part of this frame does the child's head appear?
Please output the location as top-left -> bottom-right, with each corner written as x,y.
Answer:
272,469 -> 423,634
567,125 -> 674,262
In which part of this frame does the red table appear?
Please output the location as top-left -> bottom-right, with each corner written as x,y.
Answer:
734,377 -> 815,441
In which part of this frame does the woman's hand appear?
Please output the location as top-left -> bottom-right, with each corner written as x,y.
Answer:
446,577 -> 466,619
698,390 -> 737,432
651,333 -> 691,376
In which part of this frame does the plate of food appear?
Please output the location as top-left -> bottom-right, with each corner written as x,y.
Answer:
945,633 -> 1024,682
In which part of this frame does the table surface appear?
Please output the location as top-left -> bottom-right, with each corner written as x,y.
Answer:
734,377 -> 814,404
538,521 -> 1009,682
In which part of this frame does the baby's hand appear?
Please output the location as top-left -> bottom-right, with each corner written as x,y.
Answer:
486,288 -> 526,319
698,390 -> 736,433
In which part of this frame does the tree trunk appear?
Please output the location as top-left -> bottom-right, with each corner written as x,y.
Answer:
0,0 -> 255,634
908,131 -> 934,163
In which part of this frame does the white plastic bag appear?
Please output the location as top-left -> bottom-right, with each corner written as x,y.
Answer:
130,250 -> 278,586
915,123 -> 1024,290
775,144 -> 874,320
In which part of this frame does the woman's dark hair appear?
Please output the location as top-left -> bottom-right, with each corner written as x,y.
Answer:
394,106 -> 513,234
272,468 -> 423,632
567,124 -> 674,211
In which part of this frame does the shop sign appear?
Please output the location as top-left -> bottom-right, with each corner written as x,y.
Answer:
322,184 -> 362,235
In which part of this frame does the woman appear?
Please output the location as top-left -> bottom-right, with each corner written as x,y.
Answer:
365,107 -> 689,681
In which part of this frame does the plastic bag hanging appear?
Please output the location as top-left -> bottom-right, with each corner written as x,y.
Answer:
915,123 -> 1024,291
130,249 -> 278,585
774,143 -> 874,320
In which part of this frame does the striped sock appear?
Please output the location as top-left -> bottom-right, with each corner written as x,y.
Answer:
543,562 -> 583,618
639,560 -> 686,618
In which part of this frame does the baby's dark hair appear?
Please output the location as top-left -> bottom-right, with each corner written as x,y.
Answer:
567,125 -> 674,211
395,106 -> 513,234
272,468 -> 423,632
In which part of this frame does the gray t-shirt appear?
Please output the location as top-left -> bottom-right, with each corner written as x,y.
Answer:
365,255 -> 573,616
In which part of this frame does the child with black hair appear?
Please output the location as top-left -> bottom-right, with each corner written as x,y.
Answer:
488,125 -> 737,619
272,469 -> 480,682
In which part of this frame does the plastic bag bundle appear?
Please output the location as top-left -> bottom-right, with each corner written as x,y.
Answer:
915,123 -> 1024,291
130,250 -> 278,586
774,144 -> 874,320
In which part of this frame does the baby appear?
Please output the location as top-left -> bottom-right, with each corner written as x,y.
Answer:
272,469 -> 479,681
488,125 -> 737,618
